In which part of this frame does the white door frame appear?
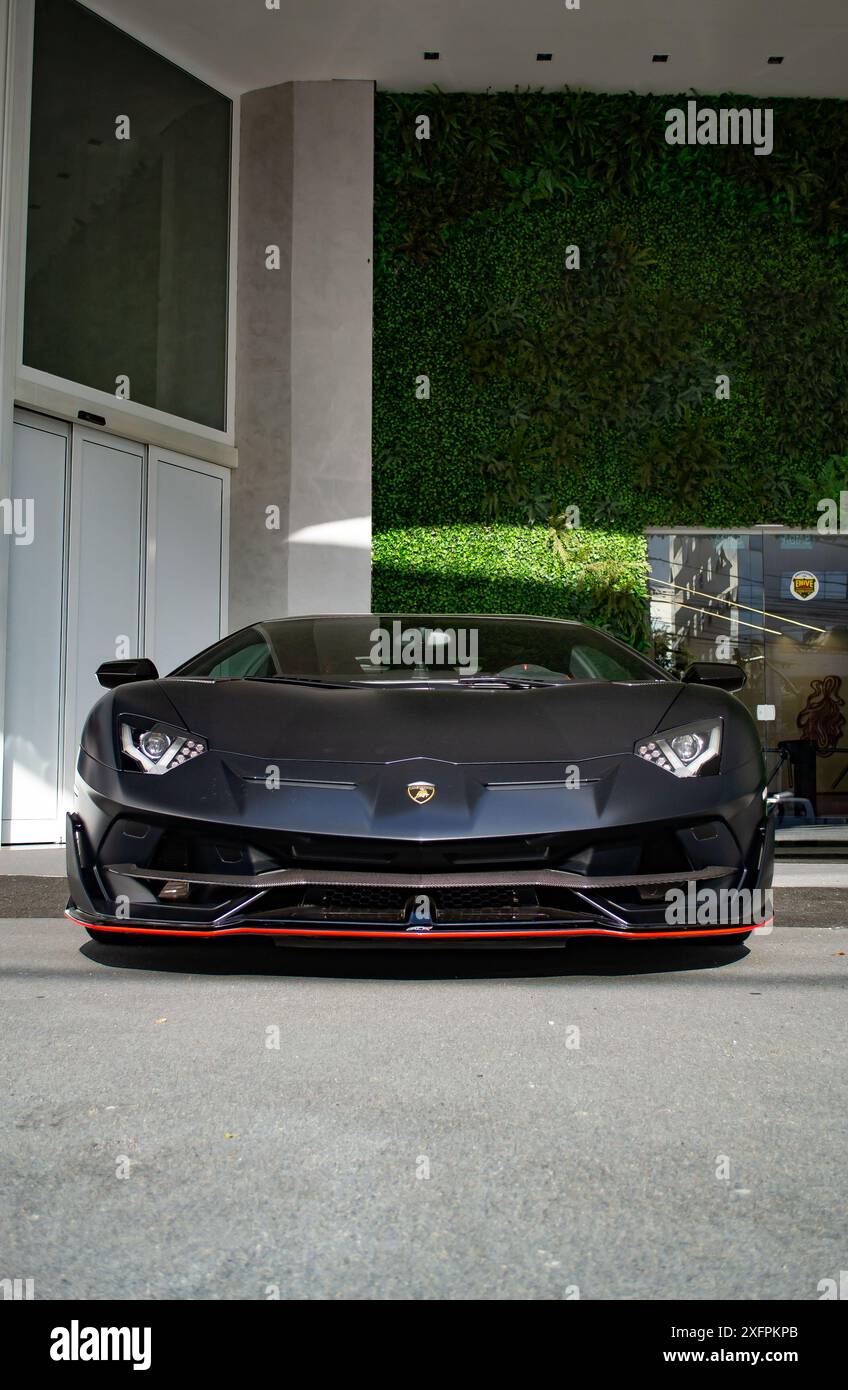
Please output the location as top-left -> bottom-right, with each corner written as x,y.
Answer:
61,423 -> 147,814
3,407 -> 70,843
144,445 -> 230,672
2,414 -> 231,841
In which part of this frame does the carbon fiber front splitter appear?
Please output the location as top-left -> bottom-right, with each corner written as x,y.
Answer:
65,906 -> 762,948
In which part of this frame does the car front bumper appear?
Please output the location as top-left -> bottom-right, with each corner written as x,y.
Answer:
66,802 -> 775,948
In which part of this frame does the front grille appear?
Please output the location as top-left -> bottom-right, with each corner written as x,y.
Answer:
304,885 -> 408,911
437,886 -> 526,910
303,884 -> 526,913
286,831 -> 559,872
129,823 -> 694,877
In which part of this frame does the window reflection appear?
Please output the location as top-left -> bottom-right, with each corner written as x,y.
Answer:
24,0 -> 231,430
648,529 -> 848,846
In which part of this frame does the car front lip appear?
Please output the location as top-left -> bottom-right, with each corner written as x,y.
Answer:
64,908 -> 765,946
66,810 -> 775,946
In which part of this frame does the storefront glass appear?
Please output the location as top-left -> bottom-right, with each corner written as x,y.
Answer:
647,529 -> 848,852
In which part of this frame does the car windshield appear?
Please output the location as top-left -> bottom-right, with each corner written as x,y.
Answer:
171,616 -> 667,685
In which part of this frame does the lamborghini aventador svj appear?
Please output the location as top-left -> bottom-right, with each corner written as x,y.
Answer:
66,614 -> 774,949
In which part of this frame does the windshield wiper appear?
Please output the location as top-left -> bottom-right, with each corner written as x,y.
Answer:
455,674 -> 567,689
245,675 -> 359,689
244,673 -> 565,690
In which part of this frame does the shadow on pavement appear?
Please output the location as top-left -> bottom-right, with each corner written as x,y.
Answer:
79,936 -> 751,981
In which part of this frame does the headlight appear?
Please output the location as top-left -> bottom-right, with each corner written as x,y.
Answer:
139,729 -> 171,760
120,720 -> 207,774
634,719 -> 721,778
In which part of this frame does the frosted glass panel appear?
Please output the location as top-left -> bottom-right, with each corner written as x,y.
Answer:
2,418 -> 67,842
151,457 -> 223,675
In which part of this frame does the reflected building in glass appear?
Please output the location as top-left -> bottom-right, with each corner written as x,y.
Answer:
648,529 -> 848,851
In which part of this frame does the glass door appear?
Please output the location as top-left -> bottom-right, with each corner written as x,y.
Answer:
761,531 -> 848,840
647,529 -> 767,716
648,527 -> 848,853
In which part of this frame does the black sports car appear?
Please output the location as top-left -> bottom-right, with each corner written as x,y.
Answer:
66,614 -> 774,949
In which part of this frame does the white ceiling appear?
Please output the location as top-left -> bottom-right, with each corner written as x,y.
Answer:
83,0 -> 848,100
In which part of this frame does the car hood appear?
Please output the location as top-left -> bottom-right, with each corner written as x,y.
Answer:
155,677 -> 686,764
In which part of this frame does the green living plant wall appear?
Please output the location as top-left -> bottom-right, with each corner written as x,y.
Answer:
372,88 -> 848,646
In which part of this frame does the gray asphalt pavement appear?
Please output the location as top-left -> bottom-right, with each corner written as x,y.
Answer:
1,916 -> 846,1300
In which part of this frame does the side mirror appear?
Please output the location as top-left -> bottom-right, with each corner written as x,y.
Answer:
681,660 -> 746,693
96,658 -> 159,689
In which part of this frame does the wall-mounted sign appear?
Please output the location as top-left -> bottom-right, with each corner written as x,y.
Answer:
789,570 -> 820,601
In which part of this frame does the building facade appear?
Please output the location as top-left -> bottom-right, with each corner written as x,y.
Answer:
0,0 -> 373,841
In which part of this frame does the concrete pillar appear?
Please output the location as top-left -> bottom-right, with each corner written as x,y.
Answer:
231,81 -> 294,630
231,79 -> 373,631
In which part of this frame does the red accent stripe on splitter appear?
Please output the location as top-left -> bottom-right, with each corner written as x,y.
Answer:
65,910 -> 768,942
